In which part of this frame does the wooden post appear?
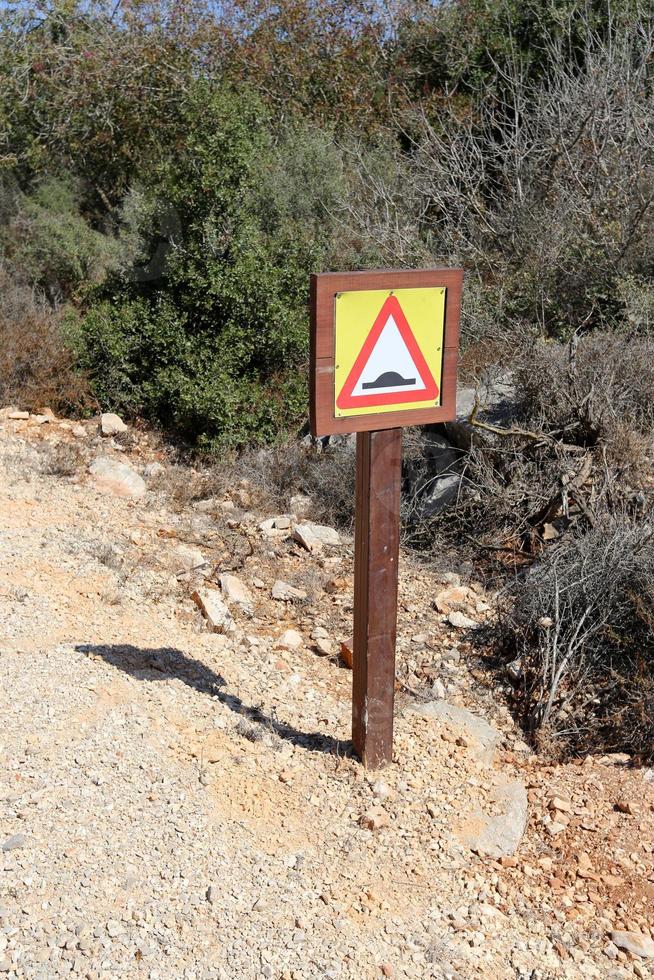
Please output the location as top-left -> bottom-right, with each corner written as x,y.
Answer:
352,427 -> 402,768
310,268 -> 462,768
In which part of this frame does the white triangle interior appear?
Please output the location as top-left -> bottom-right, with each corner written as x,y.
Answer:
351,314 -> 427,397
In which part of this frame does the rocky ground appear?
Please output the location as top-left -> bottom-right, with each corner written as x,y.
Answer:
1,408 -> 653,980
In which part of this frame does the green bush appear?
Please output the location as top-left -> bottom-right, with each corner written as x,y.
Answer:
0,178 -> 117,300
78,297 -> 307,448
78,87 -> 342,450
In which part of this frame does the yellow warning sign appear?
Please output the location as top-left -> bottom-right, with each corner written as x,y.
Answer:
334,287 -> 446,417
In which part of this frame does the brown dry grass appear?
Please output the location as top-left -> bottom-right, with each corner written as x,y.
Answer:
0,278 -> 93,416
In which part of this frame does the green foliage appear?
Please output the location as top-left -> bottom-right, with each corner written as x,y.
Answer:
79,296 -> 308,450
393,0 -> 641,101
78,86 -> 343,450
0,178 -> 118,300
0,0 -> 652,453
0,1 -> 204,209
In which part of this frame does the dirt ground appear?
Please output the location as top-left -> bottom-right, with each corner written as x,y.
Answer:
1,410 -> 653,980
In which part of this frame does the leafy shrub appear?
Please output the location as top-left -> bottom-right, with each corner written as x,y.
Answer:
1,179 -> 118,302
78,296 -> 307,450
78,87 -> 344,450
499,518 -> 654,761
0,3 -> 200,208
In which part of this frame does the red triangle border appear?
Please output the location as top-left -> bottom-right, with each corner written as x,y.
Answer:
336,295 -> 439,409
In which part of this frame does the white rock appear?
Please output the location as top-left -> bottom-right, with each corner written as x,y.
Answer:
174,544 -> 208,575
610,931 -> 654,958
432,679 -> 447,699
192,589 -> 234,633
7,410 -> 29,420
219,574 -> 253,612
100,412 -> 128,436
293,522 -> 340,552
271,580 -> 307,602
72,424 -> 87,439
259,515 -> 291,535
276,629 -> 303,651
143,461 -> 164,479
88,457 -> 146,497
411,700 -> 501,765
456,777 -> 528,858
447,610 -> 479,629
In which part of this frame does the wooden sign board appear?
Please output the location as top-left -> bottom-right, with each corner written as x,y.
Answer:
309,268 -> 463,769
310,269 -> 462,437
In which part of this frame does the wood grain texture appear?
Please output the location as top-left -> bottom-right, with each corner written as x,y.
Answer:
310,268 -> 463,436
352,428 -> 402,769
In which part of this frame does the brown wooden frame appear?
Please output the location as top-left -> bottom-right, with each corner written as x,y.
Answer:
310,268 -> 463,436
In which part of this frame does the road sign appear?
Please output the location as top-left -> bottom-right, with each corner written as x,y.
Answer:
335,289 -> 443,416
311,269 -> 462,437
310,268 -> 463,769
